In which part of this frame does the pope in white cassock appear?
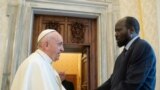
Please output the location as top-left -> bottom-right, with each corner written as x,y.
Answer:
11,29 -> 66,90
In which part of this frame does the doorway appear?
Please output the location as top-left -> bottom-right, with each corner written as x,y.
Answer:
53,52 -> 81,90
53,46 -> 89,90
32,14 -> 97,90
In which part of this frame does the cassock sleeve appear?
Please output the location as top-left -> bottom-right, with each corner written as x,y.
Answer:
112,41 -> 156,90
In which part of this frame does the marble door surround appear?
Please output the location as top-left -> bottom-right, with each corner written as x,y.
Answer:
5,0 -> 115,89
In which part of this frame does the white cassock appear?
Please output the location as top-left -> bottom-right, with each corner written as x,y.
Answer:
11,49 -> 66,90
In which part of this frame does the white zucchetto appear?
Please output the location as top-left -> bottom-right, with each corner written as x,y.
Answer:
37,29 -> 56,43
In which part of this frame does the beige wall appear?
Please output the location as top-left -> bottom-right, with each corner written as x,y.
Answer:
156,0 -> 160,89
118,0 -> 160,90
53,53 -> 81,90
140,1 -> 160,89
118,0 -> 143,37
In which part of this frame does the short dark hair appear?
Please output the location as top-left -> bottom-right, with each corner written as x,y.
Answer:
125,16 -> 140,34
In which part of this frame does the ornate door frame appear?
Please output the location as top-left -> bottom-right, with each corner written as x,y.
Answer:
10,0 -> 115,88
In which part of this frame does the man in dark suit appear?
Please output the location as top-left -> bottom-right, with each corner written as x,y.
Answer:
97,16 -> 156,90
59,72 -> 74,90
62,79 -> 74,90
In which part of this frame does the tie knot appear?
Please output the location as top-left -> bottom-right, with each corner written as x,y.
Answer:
123,48 -> 127,53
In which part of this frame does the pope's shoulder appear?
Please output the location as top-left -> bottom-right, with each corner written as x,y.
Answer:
18,52 -> 44,69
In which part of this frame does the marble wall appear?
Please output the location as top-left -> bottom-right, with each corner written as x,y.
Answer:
0,0 -> 9,89
0,0 -> 23,89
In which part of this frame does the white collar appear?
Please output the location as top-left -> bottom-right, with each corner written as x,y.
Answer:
125,36 -> 139,50
36,49 -> 52,64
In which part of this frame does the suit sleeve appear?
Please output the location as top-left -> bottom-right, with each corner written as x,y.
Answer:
112,42 -> 156,90
96,75 -> 112,90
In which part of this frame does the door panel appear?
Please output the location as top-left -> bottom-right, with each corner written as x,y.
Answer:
32,15 -> 94,52
32,15 -> 97,90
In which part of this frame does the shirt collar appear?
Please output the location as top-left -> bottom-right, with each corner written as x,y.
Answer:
125,35 -> 139,50
36,49 -> 52,64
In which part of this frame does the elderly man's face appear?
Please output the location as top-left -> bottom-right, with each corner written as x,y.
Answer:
115,20 -> 130,47
47,32 -> 64,61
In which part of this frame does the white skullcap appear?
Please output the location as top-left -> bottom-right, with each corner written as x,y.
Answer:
37,29 -> 56,43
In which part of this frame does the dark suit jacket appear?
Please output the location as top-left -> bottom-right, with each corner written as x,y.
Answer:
97,38 -> 156,90
62,80 -> 74,90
